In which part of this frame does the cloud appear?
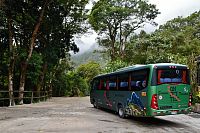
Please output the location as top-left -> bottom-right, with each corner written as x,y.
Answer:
138,0 -> 200,33
149,0 -> 200,25
74,30 -> 97,55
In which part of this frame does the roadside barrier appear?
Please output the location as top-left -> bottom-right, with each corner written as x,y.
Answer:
0,90 -> 52,106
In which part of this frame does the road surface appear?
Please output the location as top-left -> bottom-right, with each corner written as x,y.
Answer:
0,97 -> 200,133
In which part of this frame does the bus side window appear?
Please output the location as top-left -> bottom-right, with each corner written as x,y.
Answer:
131,69 -> 149,91
93,79 -> 100,90
118,73 -> 129,91
109,76 -> 117,90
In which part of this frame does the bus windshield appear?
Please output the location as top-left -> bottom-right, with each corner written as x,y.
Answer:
157,69 -> 189,84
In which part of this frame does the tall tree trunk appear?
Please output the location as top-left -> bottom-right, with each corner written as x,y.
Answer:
0,0 -> 5,7
8,61 -> 15,106
36,62 -> 47,98
48,71 -> 54,98
119,22 -> 125,60
49,78 -> 53,98
111,40 -> 115,61
7,3 -> 15,106
19,61 -> 27,104
18,0 -> 49,104
108,24 -> 116,61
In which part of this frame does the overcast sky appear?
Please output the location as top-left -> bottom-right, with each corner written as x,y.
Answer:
74,0 -> 200,54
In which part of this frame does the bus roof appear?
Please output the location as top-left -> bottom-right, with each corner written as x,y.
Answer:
94,63 -> 188,79
116,65 -> 146,71
148,63 -> 187,67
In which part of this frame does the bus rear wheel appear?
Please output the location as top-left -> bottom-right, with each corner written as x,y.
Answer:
118,105 -> 125,118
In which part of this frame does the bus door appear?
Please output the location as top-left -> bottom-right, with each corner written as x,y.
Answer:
91,78 -> 108,108
90,79 -> 101,105
156,68 -> 190,110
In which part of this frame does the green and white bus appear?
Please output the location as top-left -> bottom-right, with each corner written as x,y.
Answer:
90,63 -> 192,118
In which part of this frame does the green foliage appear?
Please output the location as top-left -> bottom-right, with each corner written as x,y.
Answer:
65,71 -> 89,97
89,0 -> 159,32
55,61 -> 103,97
104,60 -> 128,73
121,11 -> 200,96
100,11 -> 200,101
0,0 -> 90,105
192,93 -> 200,104
51,59 -> 90,97
76,61 -> 102,83
26,52 -> 43,86
154,11 -> 200,94
51,58 -> 73,97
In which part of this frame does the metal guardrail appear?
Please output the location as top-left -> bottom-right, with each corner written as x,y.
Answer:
0,90 -> 52,106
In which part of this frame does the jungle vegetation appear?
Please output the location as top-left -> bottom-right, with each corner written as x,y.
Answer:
0,0 -> 200,106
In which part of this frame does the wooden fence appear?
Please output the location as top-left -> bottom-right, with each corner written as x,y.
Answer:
0,90 -> 52,106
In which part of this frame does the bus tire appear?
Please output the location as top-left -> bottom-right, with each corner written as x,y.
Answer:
93,100 -> 98,109
118,105 -> 125,118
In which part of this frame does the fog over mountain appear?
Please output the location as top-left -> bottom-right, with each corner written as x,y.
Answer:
71,43 -> 105,67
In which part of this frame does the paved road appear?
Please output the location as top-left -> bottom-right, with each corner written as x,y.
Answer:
0,97 -> 200,133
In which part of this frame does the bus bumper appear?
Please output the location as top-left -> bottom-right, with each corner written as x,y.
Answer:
149,107 -> 192,116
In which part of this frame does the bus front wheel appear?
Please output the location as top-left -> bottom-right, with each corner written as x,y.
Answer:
93,100 -> 98,108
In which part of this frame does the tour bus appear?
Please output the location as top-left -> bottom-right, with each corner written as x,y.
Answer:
90,63 -> 192,118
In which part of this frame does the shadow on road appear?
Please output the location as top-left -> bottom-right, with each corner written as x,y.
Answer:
90,107 -> 188,128
128,116 -> 186,128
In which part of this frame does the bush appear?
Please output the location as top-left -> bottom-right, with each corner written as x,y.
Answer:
192,93 -> 200,104
65,71 -> 89,97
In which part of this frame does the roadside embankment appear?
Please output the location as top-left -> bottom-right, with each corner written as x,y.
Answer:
193,103 -> 200,113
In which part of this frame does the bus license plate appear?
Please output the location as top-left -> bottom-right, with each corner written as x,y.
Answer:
171,111 -> 177,115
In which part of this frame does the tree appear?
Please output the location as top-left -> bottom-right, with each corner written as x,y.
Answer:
89,0 -> 159,60
15,0 -> 52,105
51,58 -> 72,97
104,59 -> 128,73
51,60 -> 90,97
0,0 -> 89,105
34,0 -> 88,99
127,11 -> 200,94
76,61 -> 102,83
0,0 -> 16,106
156,11 -> 200,94
65,71 -> 89,97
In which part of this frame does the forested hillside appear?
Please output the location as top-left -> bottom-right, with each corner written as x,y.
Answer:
71,44 -> 106,67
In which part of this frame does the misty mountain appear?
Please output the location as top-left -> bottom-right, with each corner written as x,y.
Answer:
71,44 -> 106,67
